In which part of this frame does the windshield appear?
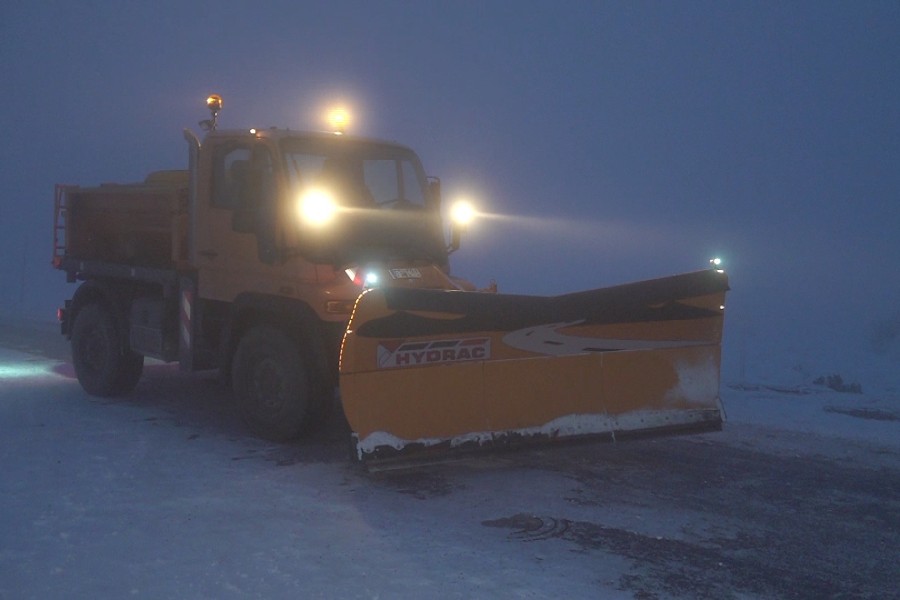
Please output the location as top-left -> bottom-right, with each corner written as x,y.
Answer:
281,138 -> 428,208
279,136 -> 445,265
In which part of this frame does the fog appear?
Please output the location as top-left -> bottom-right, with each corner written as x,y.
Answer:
2,1 -> 898,384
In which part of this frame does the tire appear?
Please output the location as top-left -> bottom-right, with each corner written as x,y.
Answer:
71,303 -> 144,397
231,325 -> 313,441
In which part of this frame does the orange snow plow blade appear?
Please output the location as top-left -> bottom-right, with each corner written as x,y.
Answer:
339,269 -> 729,466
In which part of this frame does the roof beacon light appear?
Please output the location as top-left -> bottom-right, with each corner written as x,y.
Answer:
710,257 -> 724,272
201,94 -> 223,131
328,107 -> 350,135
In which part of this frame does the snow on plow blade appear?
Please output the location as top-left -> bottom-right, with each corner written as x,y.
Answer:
339,269 -> 729,466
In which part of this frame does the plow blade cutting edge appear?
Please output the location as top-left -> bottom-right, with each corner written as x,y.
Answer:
339,269 -> 729,466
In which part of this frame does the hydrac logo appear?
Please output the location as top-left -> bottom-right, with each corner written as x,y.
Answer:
377,338 -> 490,369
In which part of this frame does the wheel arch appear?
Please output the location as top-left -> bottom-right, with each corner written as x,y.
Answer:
66,280 -> 132,348
220,293 -> 335,385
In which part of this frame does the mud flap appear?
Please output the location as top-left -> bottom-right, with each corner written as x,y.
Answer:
340,269 -> 729,465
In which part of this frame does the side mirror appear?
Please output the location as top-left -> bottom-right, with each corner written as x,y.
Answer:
231,205 -> 279,265
447,200 -> 475,254
449,222 -> 464,253
230,162 -> 280,264
230,161 -> 261,233
427,177 -> 441,211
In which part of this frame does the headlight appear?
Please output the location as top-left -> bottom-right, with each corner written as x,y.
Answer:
450,200 -> 476,226
298,188 -> 337,226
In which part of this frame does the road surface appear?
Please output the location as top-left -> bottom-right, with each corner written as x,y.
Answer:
1,317 -> 898,599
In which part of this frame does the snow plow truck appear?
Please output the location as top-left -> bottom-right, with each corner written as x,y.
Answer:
53,96 -> 729,467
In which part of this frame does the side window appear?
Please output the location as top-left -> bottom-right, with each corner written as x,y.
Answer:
212,146 -> 251,209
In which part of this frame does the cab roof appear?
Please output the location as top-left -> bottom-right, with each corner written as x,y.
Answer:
202,128 -> 415,153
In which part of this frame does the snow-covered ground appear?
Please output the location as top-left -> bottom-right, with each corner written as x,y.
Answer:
1,317 -> 898,599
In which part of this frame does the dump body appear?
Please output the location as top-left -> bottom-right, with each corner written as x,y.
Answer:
54,172 -> 190,272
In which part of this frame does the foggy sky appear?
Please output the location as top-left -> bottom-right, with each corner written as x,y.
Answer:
2,1 -> 898,377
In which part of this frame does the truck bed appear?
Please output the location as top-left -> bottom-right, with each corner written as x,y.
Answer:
55,171 -> 190,271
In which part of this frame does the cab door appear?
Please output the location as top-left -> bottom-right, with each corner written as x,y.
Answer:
196,139 -> 281,302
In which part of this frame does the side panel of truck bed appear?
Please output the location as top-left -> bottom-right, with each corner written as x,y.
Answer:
62,183 -> 189,269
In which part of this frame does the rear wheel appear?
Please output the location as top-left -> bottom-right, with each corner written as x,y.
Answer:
231,326 -> 313,441
71,303 -> 144,397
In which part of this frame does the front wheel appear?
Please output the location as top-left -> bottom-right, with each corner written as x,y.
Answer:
231,326 -> 313,441
71,303 -> 144,397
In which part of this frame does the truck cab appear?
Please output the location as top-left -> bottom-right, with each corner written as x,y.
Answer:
190,128 -> 464,309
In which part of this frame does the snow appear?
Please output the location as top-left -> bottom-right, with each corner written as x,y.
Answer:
1,318 -> 898,598
664,356 -> 719,405
0,336 -> 625,598
358,409 -> 722,458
